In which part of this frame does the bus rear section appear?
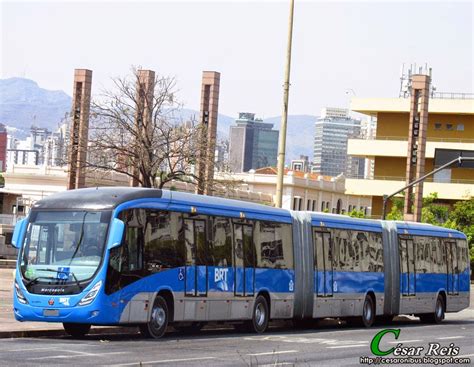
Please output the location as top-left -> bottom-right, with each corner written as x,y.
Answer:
396,223 -> 470,323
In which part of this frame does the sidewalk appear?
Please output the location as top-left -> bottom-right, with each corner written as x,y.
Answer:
0,268 -> 136,338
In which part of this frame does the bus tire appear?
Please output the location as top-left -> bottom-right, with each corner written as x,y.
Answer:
63,323 -> 91,338
361,295 -> 375,327
420,295 -> 445,324
251,295 -> 269,333
139,296 -> 168,339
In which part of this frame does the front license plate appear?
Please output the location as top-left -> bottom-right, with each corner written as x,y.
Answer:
43,309 -> 59,317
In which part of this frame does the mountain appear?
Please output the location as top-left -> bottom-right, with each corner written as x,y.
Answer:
263,115 -> 316,161
0,77 -> 316,161
0,78 -> 72,136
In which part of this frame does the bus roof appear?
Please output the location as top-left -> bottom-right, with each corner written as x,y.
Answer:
394,221 -> 466,239
309,212 -> 383,232
31,187 -> 292,223
32,187 -> 165,210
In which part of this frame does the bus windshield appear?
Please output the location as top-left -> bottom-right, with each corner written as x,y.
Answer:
20,210 -> 111,285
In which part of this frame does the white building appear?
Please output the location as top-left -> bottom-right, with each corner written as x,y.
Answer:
313,107 -> 365,178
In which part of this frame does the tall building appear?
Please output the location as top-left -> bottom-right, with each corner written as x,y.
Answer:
313,107 -> 364,177
6,124 -> 68,168
229,113 -> 279,173
346,94 -> 474,218
0,124 -> 7,172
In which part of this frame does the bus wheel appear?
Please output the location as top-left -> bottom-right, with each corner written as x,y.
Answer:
361,295 -> 375,327
63,323 -> 91,338
140,296 -> 168,339
420,295 -> 445,324
251,295 -> 269,333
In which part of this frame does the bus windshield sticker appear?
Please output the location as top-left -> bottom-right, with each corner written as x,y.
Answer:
57,267 -> 70,280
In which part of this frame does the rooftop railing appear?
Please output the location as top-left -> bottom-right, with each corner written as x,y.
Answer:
430,92 -> 474,100
357,175 -> 474,185
354,136 -> 474,143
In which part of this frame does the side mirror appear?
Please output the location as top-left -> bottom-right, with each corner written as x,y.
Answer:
107,218 -> 125,249
11,218 -> 28,249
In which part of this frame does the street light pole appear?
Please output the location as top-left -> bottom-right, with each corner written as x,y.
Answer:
381,156 -> 474,220
275,0 -> 295,208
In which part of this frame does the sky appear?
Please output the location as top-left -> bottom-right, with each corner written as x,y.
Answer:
1,0 -> 473,118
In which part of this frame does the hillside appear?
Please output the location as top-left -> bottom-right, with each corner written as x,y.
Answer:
0,77 -> 316,160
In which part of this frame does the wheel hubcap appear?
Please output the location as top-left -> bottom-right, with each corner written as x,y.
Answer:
364,301 -> 372,321
436,301 -> 443,318
152,306 -> 166,329
255,303 -> 265,326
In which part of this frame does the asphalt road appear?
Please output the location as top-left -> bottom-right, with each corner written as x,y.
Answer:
1,309 -> 473,367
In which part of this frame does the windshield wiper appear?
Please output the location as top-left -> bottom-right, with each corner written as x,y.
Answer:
68,212 -> 88,265
26,275 -> 56,287
38,268 -> 84,291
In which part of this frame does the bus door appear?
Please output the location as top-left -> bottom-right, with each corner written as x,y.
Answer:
399,238 -> 415,296
313,230 -> 333,297
446,241 -> 459,295
234,223 -> 255,297
184,219 -> 208,297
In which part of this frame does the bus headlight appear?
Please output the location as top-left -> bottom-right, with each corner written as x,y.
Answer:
78,281 -> 102,306
15,281 -> 28,304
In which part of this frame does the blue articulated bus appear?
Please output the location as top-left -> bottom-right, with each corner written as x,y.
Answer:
11,188 -> 470,338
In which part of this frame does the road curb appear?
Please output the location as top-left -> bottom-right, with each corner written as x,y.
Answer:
0,326 -> 138,339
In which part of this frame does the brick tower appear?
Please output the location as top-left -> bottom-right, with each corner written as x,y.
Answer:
404,74 -> 430,222
196,71 -> 220,195
67,69 -> 92,190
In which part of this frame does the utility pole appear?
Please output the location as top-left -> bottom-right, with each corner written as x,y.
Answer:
275,0 -> 295,208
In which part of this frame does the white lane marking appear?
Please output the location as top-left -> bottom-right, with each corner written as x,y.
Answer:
28,351 -> 127,361
436,336 -> 464,340
389,339 -> 422,344
247,350 -> 299,356
457,353 -> 474,358
114,357 -> 216,366
8,347 -> 60,352
327,344 -> 368,349
258,364 -> 294,367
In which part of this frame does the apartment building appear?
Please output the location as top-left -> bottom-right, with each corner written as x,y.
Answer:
346,96 -> 474,217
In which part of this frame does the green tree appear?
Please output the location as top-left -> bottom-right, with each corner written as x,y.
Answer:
385,194 -> 473,269
386,197 -> 404,221
347,209 -> 366,218
385,193 -> 449,224
421,193 -> 450,225
444,198 -> 474,268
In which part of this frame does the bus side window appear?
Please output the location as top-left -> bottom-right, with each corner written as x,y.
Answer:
353,231 -> 370,272
256,221 -> 280,268
368,232 -> 383,272
122,209 -> 145,273
211,217 -> 233,267
144,211 -> 185,273
331,230 -> 340,271
278,223 -> 294,269
399,238 -> 408,274
431,238 -> 440,273
457,239 -> 467,272
335,229 -> 351,271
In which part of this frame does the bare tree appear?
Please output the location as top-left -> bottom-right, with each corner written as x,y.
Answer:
86,67 -> 209,189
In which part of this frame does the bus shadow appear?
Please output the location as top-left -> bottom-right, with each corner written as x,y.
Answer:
50,316 -> 474,343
